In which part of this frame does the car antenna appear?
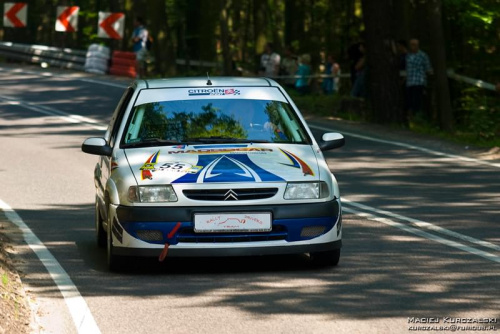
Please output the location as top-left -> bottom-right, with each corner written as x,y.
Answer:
206,72 -> 212,86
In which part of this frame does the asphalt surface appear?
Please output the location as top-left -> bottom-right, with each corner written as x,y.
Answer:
0,64 -> 499,334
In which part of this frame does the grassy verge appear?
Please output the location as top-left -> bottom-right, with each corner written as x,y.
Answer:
286,90 -> 365,122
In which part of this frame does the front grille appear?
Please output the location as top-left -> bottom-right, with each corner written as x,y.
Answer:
136,230 -> 163,242
177,225 -> 287,243
300,226 -> 326,238
183,188 -> 278,201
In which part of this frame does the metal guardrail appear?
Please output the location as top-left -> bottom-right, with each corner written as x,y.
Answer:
447,69 -> 496,92
270,71 -> 497,92
0,42 -> 86,71
175,58 -> 218,68
266,73 -> 351,79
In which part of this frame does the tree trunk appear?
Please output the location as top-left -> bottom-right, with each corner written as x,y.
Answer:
361,0 -> 403,124
219,0 -> 232,75
242,0 -> 252,65
285,0 -> 304,50
253,0 -> 267,56
425,0 -> 454,131
394,0 -> 411,40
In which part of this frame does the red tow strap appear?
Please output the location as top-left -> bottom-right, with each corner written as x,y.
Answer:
159,222 -> 182,262
159,243 -> 169,262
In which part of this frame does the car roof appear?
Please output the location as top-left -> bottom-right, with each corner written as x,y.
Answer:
134,77 -> 280,89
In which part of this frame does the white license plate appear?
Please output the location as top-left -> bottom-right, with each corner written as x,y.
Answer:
194,213 -> 272,233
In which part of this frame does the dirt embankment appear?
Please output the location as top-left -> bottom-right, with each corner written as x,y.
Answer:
0,224 -> 31,334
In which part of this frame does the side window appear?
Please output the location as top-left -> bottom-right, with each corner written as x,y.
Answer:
109,88 -> 134,148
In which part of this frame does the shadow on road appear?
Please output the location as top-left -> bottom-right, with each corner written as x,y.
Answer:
7,203 -> 500,320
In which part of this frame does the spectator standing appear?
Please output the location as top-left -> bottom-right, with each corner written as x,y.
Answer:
280,47 -> 298,87
131,17 -> 149,78
350,43 -> 366,98
322,55 -> 340,94
260,43 -> 281,78
406,38 -> 433,116
295,54 -> 311,94
348,42 -> 364,86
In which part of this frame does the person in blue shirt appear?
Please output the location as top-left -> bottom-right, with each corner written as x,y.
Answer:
295,54 -> 311,95
406,39 -> 432,116
131,17 -> 149,78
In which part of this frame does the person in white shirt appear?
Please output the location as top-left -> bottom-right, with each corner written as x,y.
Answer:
260,43 -> 281,78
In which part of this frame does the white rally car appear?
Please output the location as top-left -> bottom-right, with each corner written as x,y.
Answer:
82,77 -> 345,271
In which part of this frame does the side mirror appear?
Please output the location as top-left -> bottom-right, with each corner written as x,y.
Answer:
319,132 -> 345,151
82,137 -> 112,156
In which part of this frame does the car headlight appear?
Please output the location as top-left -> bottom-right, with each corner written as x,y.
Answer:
128,185 -> 178,203
284,182 -> 329,200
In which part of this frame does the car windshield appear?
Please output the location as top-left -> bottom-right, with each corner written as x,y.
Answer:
121,98 -> 310,147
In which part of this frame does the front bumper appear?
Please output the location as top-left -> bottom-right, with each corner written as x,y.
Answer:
111,198 -> 342,257
114,240 -> 342,257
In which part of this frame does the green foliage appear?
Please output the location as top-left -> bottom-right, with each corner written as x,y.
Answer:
409,85 -> 500,148
443,0 -> 500,79
457,87 -> 500,140
0,0 -> 498,145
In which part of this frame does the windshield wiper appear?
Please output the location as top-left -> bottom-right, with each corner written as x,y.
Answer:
122,138 -> 189,148
187,136 -> 270,144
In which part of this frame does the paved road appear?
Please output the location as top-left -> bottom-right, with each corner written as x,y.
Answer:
0,65 -> 499,334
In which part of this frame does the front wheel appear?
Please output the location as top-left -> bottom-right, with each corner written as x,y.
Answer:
310,249 -> 341,267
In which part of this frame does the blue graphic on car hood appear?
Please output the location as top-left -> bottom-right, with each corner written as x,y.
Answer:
173,154 -> 284,183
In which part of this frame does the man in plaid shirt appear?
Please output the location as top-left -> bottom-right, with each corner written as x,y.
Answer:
406,39 -> 432,115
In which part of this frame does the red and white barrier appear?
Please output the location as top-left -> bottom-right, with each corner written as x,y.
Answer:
109,51 -> 136,78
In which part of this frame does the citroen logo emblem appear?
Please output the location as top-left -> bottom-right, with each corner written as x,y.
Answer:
224,189 -> 238,201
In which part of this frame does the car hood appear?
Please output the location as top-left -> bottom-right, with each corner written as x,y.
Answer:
124,144 -> 320,185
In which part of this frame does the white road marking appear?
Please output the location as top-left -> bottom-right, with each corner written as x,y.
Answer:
79,78 -> 129,89
0,199 -> 101,334
343,199 -> 500,252
0,94 -> 107,131
0,67 -> 54,77
310,124 -> 500,169
342,204 -> 500,264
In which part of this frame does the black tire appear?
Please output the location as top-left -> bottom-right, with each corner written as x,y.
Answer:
107,218 -> 124,272
310,249 -> 341,267
95,199 -> 106,248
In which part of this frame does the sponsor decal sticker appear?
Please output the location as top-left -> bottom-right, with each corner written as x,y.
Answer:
168,147 -> 272,154
140,150 -> 160,180
158,162 -> 202,174
188,88 -> 241,96
279,149 -> 315,176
